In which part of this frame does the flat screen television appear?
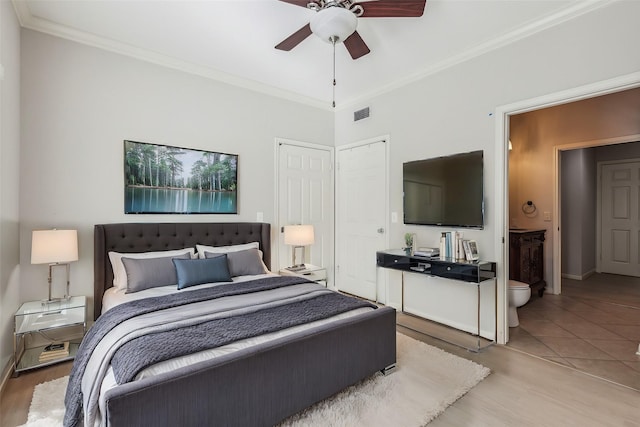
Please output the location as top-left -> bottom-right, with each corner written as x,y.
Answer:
403,150 -> 484,228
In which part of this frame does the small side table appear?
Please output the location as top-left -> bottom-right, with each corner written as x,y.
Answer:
13,296 -> 87,375
279,264 -> 327,287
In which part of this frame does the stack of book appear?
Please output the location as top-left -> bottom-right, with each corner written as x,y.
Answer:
439,231 -> 479,261
38,341 -> 69,362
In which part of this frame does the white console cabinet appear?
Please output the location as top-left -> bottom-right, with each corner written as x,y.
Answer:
377,249 -> 496,350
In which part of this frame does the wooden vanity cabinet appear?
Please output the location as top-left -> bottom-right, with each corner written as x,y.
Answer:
509,229 -> 546,297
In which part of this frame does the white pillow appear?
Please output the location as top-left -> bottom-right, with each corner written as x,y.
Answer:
108,248 -> 195,291
196,242 -> 259,259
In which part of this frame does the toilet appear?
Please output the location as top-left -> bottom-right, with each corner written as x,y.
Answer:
508,280 -> 531,327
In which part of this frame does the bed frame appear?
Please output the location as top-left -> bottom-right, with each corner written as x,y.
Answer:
93,222 -> 396,427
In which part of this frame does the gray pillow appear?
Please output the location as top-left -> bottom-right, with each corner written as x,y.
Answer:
173,255 -> 232,289
205,248 -> 267,277
122,253 -> 190,293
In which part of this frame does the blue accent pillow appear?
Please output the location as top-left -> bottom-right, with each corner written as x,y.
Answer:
172,255 -> 232,289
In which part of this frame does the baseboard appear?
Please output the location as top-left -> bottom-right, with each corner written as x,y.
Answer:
0,357 -> 14,396
562,269 -> 595,281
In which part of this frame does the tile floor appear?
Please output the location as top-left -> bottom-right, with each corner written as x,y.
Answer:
507,273 -> 640,390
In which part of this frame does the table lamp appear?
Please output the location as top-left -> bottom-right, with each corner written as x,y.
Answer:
31,229 -> 78,302
284,225 -> 314,271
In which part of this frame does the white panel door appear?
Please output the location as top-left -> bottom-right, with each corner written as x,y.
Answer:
336,140 -> 387,300
601,162 -> 640,276
277,142 -> 333,282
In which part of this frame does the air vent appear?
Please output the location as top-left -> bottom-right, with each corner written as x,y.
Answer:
354,107 -> 370,122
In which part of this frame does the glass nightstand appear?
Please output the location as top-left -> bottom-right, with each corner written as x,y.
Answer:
13,296 -> 86,374
279,264 -> 327,287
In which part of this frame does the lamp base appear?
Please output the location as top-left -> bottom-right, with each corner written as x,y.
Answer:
41,295 -> 71,307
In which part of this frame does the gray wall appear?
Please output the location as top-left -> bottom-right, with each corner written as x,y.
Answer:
561,149 -> 597,279
562,142 -> 640,279
19,30 -> 334,319
0,0 -> 22,376
335,1 -> 640,269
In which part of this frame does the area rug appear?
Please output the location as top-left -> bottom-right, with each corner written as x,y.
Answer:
21,333 -> 489,427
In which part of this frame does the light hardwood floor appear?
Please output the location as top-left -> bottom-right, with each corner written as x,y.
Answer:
1,360 -> 72,427
1,320 -> 638,426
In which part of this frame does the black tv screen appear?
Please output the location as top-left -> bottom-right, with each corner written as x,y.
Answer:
403,150 -> 484,228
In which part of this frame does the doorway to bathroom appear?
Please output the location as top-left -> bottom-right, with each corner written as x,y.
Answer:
504,85 -> 640,390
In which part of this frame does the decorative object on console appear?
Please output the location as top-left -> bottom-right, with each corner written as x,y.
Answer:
413,247 -> 439,258
404,233 -> 415,255
31,229 -> 78,301
463,240 -> 479,261
440,231 -> 466,261
124,140 -> 238,214
284,224 -> 315,271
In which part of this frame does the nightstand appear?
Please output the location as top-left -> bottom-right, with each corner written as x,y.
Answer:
279,264 -> 327,286
13,296 -> 86,375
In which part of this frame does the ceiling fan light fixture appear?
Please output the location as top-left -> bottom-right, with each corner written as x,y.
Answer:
310,6 -> 357,44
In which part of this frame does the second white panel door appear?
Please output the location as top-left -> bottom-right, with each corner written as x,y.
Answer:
336,140 -> 387,301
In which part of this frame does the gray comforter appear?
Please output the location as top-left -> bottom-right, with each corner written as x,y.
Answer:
64,276 -> 376,427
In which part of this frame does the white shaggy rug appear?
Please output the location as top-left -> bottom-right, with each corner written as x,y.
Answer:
21,333 -> 489,427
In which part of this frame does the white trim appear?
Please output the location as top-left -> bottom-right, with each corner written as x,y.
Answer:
12,0 -> 613,111
12,1 -> 331,111
562,269 -> 595,281
495,71 -> 640,345
337,0 -> 615,109
0,357 -> 14,397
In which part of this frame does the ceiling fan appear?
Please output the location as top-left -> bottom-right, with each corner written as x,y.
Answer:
275,0 -> 427,60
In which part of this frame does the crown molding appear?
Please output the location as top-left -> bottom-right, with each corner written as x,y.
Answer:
12,0 -> 614,112
337,0 -> 615,111
11,0 -> 333,111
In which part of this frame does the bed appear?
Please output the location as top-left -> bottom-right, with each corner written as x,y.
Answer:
66,222 -> 396,427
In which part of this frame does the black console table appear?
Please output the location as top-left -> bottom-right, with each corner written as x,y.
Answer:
376,249 -> 497,351
376,250 -> 496,282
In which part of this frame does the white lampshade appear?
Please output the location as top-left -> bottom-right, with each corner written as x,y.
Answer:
31,229 -> 79,264
310,6 -> 357,43
284,225 -> 315,246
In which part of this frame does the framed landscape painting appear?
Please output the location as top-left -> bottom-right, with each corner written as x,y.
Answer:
124,140 -> 238,214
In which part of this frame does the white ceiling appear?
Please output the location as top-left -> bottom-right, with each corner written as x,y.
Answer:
12,0 -> 608,110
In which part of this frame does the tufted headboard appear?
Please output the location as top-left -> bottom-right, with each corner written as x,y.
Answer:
94,222 -> 271,320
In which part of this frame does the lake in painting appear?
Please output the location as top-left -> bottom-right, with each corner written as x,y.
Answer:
125,187 -> 237,214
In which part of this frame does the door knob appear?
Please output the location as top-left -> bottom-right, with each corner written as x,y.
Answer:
377,228 -> 385,234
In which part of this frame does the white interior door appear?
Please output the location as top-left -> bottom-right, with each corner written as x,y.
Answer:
600,161 -> 640,276
336,139 -> 387,301
277,141 -> 334,283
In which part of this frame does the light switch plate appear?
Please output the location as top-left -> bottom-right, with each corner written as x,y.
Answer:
543,211 -> 551,221
256,212 -> 263,222
391,212 -> 398,223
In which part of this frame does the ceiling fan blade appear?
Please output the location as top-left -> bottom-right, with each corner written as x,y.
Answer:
275,23 -> 313,51
358,0 -> 426,18
277,0 -> 311,7
344,31 -> 370,60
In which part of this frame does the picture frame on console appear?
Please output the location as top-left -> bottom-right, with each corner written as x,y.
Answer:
123,140 -> 238,214
463,240 -> 479,261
